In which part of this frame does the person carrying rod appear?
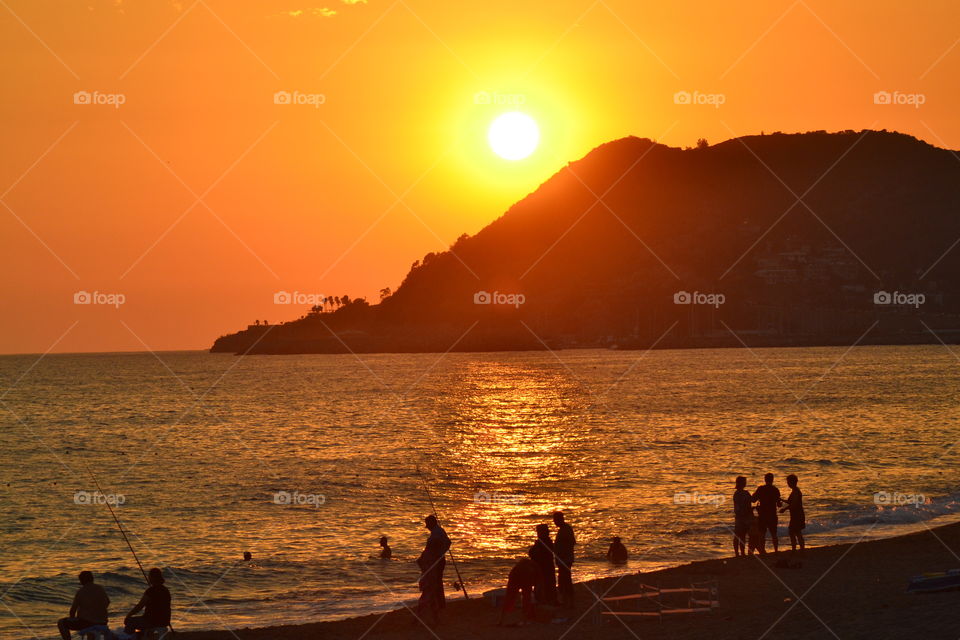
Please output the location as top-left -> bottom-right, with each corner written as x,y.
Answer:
124,567 -> 171,638
416,515 -> 450,624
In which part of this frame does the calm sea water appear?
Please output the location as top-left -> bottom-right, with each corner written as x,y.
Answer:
2,346 -> 959,638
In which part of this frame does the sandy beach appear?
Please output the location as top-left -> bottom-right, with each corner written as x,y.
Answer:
181,522 -> 960,640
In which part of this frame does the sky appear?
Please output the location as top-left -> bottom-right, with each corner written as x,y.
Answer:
2,0 -> 959,354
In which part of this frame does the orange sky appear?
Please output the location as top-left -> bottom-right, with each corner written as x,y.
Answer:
2,0 -> 959,354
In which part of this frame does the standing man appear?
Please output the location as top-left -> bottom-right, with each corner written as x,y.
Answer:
733,476 -> 752,557
780,474 -> 806,552
752,473 -> 781,554
552,511 -> 576,609
58,571 -> 109,640
416,515 -> 451,623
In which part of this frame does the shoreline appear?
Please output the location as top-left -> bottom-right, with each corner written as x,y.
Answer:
181,521 -> 960,639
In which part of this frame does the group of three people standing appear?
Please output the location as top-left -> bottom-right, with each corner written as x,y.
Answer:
733,473 -> 805,556
499,511 -> 576,625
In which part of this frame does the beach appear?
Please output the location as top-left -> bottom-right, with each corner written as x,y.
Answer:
181,521 -> 960,640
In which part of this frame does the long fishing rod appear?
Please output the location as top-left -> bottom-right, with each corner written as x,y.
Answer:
84,464 -> 148,583
415,465 -> 469,599
84,464 -> 176,634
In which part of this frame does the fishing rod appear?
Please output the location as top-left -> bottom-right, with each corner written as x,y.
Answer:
84,464 -> 148,583
84,464 -> 176,634
415,465 -> 469,599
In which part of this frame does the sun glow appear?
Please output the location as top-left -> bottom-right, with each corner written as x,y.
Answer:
487,112 -> 540,161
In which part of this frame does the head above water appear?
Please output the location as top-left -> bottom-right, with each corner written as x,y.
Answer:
786,474 -> 798,487
735,476 -> 747,489
425,515 -> 439,530
552,511 -> 565,526
380,536 -> 389,546
243,551 -> 252,561
78,571 -> 93,585
148,567 -> 164,586
764,473 -> 774,485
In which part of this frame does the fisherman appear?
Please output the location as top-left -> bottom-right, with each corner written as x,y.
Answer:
416,515 -> 450,623
379,536 -> 392,560
527,524 -> 557,605
58,571 -> 110,640
752,473 -> 781,553
498,558 -> 539,626
124,567 -> 171,637
552,511 -> 576,609
606,536 -> 628,564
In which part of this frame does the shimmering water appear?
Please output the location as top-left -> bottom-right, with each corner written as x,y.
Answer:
2,346 -> 959,639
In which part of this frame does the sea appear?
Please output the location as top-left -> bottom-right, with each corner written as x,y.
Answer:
2,345 -> 959,638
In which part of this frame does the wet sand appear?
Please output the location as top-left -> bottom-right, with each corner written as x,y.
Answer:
182,522 -> 960,639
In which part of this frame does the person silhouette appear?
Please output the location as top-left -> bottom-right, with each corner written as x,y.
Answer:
379,536 -> 392,560
124,567 -> 171,636
733,476 -> 752,557
58,571 -> 109,640
527,524 -> 557,605
552,512 -> 576,609
780,474 -> 805,552
606,537 -> 628,564
497,558 -> 539,626
416,515 -> 450,623
752,473 -> 781,553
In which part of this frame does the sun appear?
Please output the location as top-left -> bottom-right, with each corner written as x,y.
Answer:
488,112 -> 540,161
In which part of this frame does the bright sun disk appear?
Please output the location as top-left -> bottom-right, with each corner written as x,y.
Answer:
488,112 -> 540,161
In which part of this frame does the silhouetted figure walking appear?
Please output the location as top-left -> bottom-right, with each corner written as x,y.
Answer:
124,567 -> 171,637
379,536 -> 392,560
498,558 -> 539,626
752,473 -> 781,553
416,515 -> 450,623
527,524 -> 557,605
58,571 -> 109,640
780,474 -> 805,552
552,511 -> 576,609
733,476 -> 752,557
606,537 -> 628,564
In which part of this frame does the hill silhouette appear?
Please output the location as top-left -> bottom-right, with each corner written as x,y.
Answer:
211,129 -> 960,354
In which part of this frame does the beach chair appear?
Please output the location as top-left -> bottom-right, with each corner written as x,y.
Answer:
596,575 -> 719,625
75,625 -> 111,640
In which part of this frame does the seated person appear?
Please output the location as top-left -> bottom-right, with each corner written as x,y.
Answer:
58,571 -> 109,640
124,568 -> 171,636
